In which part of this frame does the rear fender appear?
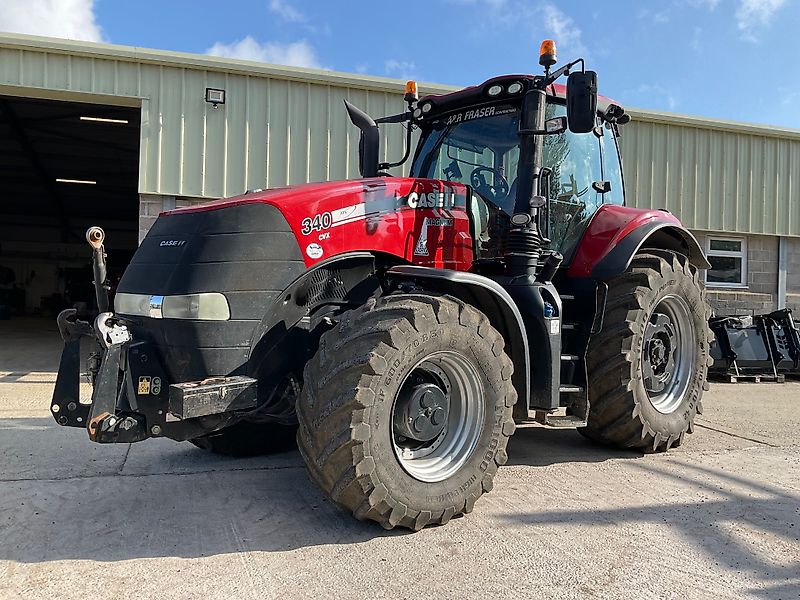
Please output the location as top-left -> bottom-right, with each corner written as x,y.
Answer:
384,265 -> 530,411
568,205 -> 710,280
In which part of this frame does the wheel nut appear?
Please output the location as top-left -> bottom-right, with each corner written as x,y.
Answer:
150,425 -> 162,436
412,415 -> 427,433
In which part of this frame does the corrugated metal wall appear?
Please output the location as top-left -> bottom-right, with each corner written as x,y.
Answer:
0,40 -> 420,199
621,111 -> 800,237
1,34 -> 799,237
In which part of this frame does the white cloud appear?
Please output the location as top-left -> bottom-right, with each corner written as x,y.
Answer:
206,36 -> 322,69
736,0 -> 786,40
269,0 -> 307,23
0,0 -> 104,42
385,59 -> 417,80
540,3 -> 586,57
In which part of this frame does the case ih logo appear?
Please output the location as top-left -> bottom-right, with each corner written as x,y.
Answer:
159,240 -> 186,247
405,191 -> 460,210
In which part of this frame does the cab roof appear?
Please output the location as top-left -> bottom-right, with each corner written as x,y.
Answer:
417,74 -> 617,121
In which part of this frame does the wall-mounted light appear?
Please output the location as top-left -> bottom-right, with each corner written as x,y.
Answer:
80,116 -> 129,124
205,88 -> 226,108
56,178 -> 96,185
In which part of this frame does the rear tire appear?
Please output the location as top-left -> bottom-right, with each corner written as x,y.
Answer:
296,294 -> 517,530
581,251 -> 712,452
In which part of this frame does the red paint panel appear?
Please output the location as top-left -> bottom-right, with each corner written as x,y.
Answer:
567,204 -> 682,277
163,178 -> 474,270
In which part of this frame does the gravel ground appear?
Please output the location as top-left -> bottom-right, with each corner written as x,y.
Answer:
0,319 -> 798,600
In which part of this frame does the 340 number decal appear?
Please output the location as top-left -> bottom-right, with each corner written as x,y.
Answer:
301,212 -> 332,235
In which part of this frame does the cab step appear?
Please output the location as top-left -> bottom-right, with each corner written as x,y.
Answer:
559,384 -> 584,393
560,354 -> 580,362
543,414 -> 587,428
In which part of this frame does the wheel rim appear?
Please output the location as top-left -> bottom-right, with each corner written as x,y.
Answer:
391,351 -> 484,483
641,294 -> 697,414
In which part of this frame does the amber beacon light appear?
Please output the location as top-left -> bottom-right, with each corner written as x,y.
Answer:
404,80 -> 418,103
539,39 -> 557,68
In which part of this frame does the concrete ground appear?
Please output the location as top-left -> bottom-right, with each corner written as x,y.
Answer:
0,319 -> 798,600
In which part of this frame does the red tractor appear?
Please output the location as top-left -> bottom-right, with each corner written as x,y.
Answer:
52,41 -> 712,530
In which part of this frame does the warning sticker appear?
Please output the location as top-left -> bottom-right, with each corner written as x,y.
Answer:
138,376 -> 152,395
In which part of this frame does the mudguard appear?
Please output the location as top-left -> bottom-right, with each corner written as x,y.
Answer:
568,205 -> 710,280
385,265 -> 530,410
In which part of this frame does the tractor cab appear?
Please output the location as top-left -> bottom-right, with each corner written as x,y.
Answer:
408,77 -> 627,264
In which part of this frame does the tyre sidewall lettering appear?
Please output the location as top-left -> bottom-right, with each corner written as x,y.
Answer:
631,263 -> 708,432
366,321 -> 507,511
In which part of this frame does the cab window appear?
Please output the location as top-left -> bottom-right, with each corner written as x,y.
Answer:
543,103 -> 603,257
599,125 -> 624,206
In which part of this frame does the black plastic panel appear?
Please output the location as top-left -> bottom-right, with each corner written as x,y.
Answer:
117,203 -> 305,382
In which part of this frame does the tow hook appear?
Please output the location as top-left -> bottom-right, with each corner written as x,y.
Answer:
87,411 -> 146,443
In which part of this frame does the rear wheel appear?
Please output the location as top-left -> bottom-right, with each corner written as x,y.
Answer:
581,251 -> 712,452
296,294 -> 517,530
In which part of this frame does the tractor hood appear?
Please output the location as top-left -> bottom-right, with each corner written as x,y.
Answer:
163,178 -> 396,217
163,177 -> 473,268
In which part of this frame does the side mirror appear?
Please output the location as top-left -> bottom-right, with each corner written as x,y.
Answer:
344,100 -> 380,178
566,71 -> 597,134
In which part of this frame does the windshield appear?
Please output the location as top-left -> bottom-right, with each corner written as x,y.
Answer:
410,104 -> 521,213
410,100 -> 624,260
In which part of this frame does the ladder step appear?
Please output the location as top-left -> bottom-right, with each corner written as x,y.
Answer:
562,323 -> 578,330
560,354 -> 580,362
559,384 -> 584,393
544,414 -> 587,428
560,294 -> 576,300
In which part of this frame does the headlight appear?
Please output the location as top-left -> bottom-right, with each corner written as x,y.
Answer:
115,292 -> 230,321
487,84 -> 503,96
507,81 -> 523,94
420,102 -> 433,113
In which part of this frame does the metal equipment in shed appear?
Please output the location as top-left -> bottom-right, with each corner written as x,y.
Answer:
709,309 -> 800,382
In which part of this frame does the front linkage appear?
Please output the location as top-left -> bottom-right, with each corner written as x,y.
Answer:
51,228 -> 258,443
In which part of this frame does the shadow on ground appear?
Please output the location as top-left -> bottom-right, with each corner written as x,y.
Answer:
499,459 -> 800,600
1,414 -> 797,600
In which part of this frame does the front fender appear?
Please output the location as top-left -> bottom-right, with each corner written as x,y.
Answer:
568,205 -> 710,280
385,265 -> 530,411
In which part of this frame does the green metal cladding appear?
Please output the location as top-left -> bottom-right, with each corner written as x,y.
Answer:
1,33 -> 798,237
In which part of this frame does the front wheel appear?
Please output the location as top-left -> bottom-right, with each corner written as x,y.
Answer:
296,294 -> 517,530
581,251 -> 712,452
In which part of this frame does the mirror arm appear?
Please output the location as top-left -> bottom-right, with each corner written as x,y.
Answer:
518,127 -> 562,135
539,58 -> 584,88
375,111 -> 412,124
379,120 -> 416,170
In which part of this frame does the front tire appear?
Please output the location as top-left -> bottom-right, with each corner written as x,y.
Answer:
296,294 -> 517,530
581,251 -> 712,452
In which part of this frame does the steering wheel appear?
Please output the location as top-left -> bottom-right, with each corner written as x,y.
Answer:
470,166 -> 510,204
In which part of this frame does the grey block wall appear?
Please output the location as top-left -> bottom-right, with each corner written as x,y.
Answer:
788,237 -> 800,313
697,232 -> 800,316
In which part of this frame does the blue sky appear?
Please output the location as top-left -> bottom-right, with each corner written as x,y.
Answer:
3,0 -> 799,127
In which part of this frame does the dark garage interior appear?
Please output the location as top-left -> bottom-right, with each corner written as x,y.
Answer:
0,95 -> 140,321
